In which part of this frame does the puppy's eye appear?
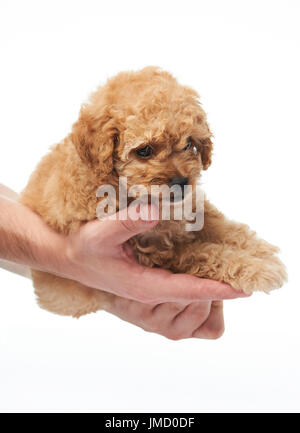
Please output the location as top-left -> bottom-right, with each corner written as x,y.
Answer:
184,137 -> 193,151
136,145 -> 153,159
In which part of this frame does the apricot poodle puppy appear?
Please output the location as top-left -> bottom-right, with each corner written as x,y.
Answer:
20,67 -> 287,317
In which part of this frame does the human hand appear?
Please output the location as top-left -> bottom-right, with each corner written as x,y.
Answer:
0,193 -> 248,339
105,296 -> 225,340
64,205 -> 249,304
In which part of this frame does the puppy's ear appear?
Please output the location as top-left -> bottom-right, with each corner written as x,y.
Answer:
71,108 -> 116,179
200,136 -> 213,170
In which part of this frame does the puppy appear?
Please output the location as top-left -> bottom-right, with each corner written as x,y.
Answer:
20,67 -> 287,317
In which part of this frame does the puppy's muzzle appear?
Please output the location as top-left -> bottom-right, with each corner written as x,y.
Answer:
170,177 -> 189,202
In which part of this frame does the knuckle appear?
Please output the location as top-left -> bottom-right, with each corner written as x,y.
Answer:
145,317 -> 164,334
164,330 -> 187,341
191,304 -> 211,320
141,325 -> 155,334
207,325 -> 225,340
140,309 -> 156,325
166,335 -> 184,341
169,303 -> 185,315
145,323 -> 163,335
165,333 -> 180,341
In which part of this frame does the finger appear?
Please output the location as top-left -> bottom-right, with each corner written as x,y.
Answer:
192,300 -> 225,339
151,301 -> 189,325
98,204 -> 159,246
169,301 -> 212,338
126,264 -> 251,302
151,301 -> 188,315
103,294 -> 154,330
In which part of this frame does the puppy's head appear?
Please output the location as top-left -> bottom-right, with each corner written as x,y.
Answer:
71,67 -> 212,200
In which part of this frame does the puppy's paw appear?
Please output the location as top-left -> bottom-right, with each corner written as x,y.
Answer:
224,255 -> 287,294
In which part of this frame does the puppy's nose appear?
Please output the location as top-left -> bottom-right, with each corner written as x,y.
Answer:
170,177 -> 189,188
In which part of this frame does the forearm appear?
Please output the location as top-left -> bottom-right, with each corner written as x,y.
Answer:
0,196 -> 68,275
0,184 -> 20,202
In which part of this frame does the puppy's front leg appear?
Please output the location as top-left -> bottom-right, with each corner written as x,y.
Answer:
175,200 -> 287,293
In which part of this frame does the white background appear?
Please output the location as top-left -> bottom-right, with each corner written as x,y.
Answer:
0,0 -> 299,413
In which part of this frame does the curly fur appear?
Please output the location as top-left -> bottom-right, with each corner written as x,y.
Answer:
20,67 -> 287,317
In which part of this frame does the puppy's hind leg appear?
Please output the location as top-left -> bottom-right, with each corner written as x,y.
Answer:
31,270 -> 114,317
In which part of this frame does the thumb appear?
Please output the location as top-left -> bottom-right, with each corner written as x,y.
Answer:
99,204 -> 159,246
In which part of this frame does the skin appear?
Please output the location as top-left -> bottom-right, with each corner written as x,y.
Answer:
0,184 -> 250,340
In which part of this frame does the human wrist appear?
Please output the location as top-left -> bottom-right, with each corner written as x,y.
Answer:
0,195 -> 86,284
31,229 -> 71,278
58,231 -> 95,285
